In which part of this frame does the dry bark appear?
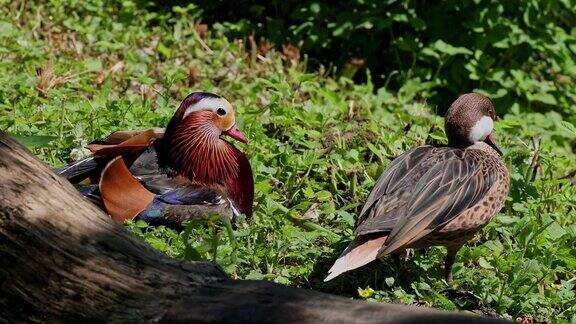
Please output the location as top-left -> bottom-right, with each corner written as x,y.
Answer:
0,132 -> 508,323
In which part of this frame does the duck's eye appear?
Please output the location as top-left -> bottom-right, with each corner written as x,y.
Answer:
216,108 -> 226,116
486,108 -> 494,119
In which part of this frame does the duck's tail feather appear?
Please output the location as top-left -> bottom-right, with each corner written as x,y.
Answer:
324,235 -> 388,282
55,157 -> 101,183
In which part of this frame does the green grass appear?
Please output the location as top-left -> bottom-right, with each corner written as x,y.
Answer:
1,1 -> 575,322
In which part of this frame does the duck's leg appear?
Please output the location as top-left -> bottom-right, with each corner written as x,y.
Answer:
444,246 -> 461,284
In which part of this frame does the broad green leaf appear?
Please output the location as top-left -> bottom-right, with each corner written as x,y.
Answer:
528,92 -> 557,105
10,134 -> 58,149
478,257 -> 494,269
432,40 -> 472,56
157,42 -> 172,58
0,21 -> 16,37
547,221 -> 567,240
560,121 -> 576,137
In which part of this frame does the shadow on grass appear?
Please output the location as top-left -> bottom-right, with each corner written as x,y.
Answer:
306,239 -> 495,317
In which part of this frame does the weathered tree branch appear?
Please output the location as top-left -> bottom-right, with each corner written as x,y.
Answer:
0,132 -> 507,323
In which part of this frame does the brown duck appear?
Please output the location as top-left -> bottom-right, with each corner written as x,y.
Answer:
324,93 -> 509,283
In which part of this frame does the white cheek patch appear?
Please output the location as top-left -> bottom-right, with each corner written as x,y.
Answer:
183,98 -> 228,118
469,116 -> 494,143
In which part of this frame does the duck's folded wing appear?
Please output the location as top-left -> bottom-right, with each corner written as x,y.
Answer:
99,157 -> 156,223
137,186 -> 232,226
378,151 -> 496,255
89,128 -> 164,146
86,129 -> 160,158
99,156 -> 231,226
57,129 -> 162,183
360,146 -> 435,215
356,146 -> 439,235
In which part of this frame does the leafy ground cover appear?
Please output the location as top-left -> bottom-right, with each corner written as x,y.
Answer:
186,0 -> 576,117
1,1 -> 575,322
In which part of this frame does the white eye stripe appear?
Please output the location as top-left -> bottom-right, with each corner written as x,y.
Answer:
183,98 -> 228,118
469,116 -> 493,143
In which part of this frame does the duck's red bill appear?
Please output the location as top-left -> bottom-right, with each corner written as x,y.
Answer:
222,124 -> 248,143
485,133 -> 503,156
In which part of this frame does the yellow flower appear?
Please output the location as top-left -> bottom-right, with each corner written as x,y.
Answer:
357,287 -> 375,299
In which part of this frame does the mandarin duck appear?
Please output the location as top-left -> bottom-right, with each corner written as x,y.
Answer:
325,93 -> 509,283
58,92 -> 254,226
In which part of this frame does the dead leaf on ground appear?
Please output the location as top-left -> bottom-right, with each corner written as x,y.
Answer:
188,65 -> 199,86
139,84 -> 155,101
95,61 -> 125,85
301,203 -> 320,221
194,23 -> 208,39
515,315 -> 533,324
349,58 -> 365,68
282,44 -> 300,67
258,38 -> 273,57
36,66 -> 75,97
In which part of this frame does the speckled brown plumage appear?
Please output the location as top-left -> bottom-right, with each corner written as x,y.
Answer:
325,93 -> 510,283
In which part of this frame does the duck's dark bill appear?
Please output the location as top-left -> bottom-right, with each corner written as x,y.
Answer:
485,134 -> 503,156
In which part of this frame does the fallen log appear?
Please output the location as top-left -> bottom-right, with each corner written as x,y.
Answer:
0,132 -> 507,323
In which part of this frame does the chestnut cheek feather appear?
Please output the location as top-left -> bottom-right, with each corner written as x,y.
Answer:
211,113 -> 233,131
223,114 -> 235,130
